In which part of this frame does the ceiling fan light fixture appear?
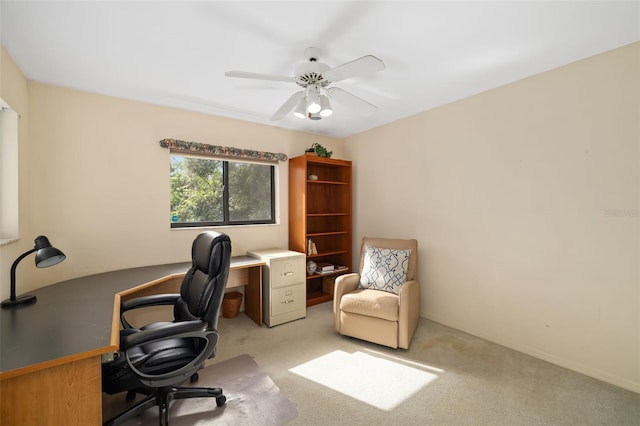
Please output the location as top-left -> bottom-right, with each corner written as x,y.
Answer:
292,97 -> 307,119
319,95 -> 333,117
306,88 -> 321,114
307,102 -> 321,114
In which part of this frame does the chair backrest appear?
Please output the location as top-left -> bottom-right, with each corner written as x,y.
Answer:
358,237 -> 418,281
173,232 -> 232,329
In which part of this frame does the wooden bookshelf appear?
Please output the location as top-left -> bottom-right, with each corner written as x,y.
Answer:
288,155 -> 352,306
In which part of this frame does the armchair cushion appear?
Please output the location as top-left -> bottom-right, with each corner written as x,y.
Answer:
359,246 -> 411,294
340,288 -> 399,321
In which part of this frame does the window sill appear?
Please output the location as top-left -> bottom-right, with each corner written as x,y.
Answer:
170,222 -> 280,231
0,237 -> 19,246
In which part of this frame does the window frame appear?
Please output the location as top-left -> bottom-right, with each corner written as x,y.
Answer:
170,154 -> 276,229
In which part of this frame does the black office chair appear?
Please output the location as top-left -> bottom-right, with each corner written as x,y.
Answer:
102,231 -> 232,426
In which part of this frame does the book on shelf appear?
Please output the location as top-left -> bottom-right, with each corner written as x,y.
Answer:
316,262 -> 334,272
316,266 -> 349,275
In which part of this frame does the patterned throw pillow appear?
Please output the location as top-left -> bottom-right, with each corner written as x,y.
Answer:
359,246 -> 411,294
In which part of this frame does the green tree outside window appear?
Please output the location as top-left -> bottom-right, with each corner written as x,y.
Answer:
170,155 -> 275,227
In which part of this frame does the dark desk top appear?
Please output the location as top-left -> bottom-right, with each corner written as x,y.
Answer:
0,263 -> 193,377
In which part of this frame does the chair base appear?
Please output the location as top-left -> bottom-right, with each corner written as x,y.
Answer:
104,385 -> 226,426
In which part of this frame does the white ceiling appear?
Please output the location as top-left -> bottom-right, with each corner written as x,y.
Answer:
2,1 -> 638,138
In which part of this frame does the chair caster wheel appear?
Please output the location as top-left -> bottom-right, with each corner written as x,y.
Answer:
190,373 -> 199,383
216,395 -> 227,407
125,391 -> 136,402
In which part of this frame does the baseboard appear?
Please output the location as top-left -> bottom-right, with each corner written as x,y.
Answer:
422,312 -> 640,394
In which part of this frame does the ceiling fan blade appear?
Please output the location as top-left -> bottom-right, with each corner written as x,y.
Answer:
225,70 -> 295,83
327,87 -> 377,115
323,55 -> 385,82
270,91 -> 305,121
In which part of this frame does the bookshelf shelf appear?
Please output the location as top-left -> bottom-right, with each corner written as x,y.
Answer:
307,231 -> 349,237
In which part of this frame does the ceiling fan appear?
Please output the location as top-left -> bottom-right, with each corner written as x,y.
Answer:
225,47 -> 385,121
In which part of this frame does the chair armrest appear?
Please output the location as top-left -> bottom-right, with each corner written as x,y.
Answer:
120,294 -> 180,329
333,273 -> 360,332
121,294 -> 180,312
398,279 -> 420,349
122,320 -> 219,387
120,319 -> 206,350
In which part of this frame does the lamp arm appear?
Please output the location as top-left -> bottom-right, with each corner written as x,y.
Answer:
9,248 -> 37,301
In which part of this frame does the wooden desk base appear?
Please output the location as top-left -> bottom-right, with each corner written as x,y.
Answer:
0,356 -> 102,425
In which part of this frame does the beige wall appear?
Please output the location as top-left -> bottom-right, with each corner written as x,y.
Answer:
346,42 -> 639,392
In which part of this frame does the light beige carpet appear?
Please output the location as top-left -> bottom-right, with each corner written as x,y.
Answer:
102,354 -> 298,425
214,303 -> 640,425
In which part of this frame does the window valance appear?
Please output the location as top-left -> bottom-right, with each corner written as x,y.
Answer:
159,138 -> 288,163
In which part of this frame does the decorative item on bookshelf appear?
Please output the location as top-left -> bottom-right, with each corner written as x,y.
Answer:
304,142 -> 332,158
306,238 -> 318,255
306,260 -> 318,275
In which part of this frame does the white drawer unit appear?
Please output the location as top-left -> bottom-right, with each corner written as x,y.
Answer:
247,249 -> 306,327
270,285 -> 306,317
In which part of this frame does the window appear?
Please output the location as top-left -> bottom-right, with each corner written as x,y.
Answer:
170,154 -> 275,227
1,99 -> 19,245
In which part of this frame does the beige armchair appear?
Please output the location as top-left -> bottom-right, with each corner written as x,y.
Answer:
334,237 -> 420,349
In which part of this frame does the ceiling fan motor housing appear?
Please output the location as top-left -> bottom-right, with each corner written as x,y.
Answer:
295,60 -> 331,88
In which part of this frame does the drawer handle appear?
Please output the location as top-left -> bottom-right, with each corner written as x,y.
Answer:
281,299 -> 295,304
283,272 -> 294,276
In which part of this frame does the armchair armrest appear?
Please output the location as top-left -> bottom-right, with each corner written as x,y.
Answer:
120,293 -> 180,329
334,273 -> 360,332
398,279 -> 420,349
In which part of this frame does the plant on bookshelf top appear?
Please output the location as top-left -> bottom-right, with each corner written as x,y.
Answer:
305,142 -> 332,158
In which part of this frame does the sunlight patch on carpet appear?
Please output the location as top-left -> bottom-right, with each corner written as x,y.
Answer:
289,350 -> 440,410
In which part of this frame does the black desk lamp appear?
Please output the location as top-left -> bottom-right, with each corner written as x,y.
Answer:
1,235 -> 66,308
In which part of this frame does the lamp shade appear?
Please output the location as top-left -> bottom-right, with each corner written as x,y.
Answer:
34,235 -> 66,267
35,247 -> 66,267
